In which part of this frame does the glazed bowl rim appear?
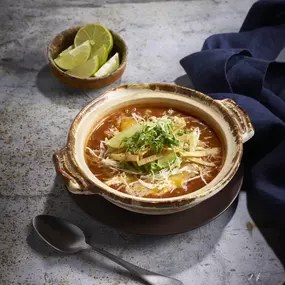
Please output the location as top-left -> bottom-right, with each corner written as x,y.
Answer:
64,83 -> 244,204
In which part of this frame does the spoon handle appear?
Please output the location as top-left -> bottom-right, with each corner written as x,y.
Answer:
89,246 -> 183,285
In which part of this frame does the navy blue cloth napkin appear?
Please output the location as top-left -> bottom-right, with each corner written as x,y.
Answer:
180,0 -> 285,225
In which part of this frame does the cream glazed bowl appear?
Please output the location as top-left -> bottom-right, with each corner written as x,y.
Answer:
54,83 -> 254,215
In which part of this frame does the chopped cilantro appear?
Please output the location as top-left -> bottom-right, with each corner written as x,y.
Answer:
177,130 -> 184,136
122,117 -> 180,154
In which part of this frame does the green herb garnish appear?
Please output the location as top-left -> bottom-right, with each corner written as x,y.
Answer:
122,117 -> 180,154
177,130 -> 184,136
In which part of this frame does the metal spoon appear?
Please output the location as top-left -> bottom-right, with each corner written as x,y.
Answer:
32,215 -> 183,285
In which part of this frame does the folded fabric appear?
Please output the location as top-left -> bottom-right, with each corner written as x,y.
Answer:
180,0 -> 285,225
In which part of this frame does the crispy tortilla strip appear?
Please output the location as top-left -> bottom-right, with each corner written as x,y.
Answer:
110,153 -> 139,162
137,151 -> 174,166
189,158 -> 216,167
137,153 -> 165,166
182,148 -> 220,157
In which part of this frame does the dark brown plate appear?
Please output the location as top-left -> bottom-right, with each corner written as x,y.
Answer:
69,166 -> 243,235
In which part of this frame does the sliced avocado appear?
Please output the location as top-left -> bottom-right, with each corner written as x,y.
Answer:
157,152 -> 176,168
107,123 -> 143,148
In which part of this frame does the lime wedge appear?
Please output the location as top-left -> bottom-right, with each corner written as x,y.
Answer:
92,45 -> 108,67
58,45 -> 74,57
66,56 -> 100,78
54,40 -> 91,70
74,23 -> 113,55
94,53 -> 119,77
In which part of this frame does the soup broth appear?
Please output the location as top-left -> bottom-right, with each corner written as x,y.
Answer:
85,105 -> 223,198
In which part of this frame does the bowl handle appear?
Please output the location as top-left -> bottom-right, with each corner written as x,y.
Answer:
54,147 -> 96,194
216,99 -> 254,143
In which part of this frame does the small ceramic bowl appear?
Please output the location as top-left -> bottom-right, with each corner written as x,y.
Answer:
54,83 -> 254,215
47,26 -> 128,89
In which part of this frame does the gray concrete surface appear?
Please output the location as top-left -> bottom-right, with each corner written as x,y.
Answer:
1,0 -> 284,284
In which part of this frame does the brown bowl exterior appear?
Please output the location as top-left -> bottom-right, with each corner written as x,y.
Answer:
47,26 -> 128,89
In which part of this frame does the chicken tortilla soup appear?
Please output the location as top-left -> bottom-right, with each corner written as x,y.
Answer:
85,105 -> 224,198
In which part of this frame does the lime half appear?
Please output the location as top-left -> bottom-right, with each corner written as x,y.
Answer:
94,52 -> 119,77
92,45 -> 108,67
58,45 -> 74,57
54,40 -> 91,70
74,23 -> 113,54
67,56 -> 100,78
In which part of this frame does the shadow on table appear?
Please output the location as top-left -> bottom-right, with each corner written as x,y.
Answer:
174,74 -> 194,89
27,172 -> 238,283
26,175 -> 137,281
36,64 -> 122,104
35,65 -> 86,103
246,192 -> 285,269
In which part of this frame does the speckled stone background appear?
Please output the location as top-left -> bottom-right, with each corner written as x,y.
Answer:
1,0 -> 284,284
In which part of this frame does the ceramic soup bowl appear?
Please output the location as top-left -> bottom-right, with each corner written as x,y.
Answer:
54,83 -> 254,215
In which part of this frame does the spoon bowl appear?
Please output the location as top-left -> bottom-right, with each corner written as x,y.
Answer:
33,215 -> 90,253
